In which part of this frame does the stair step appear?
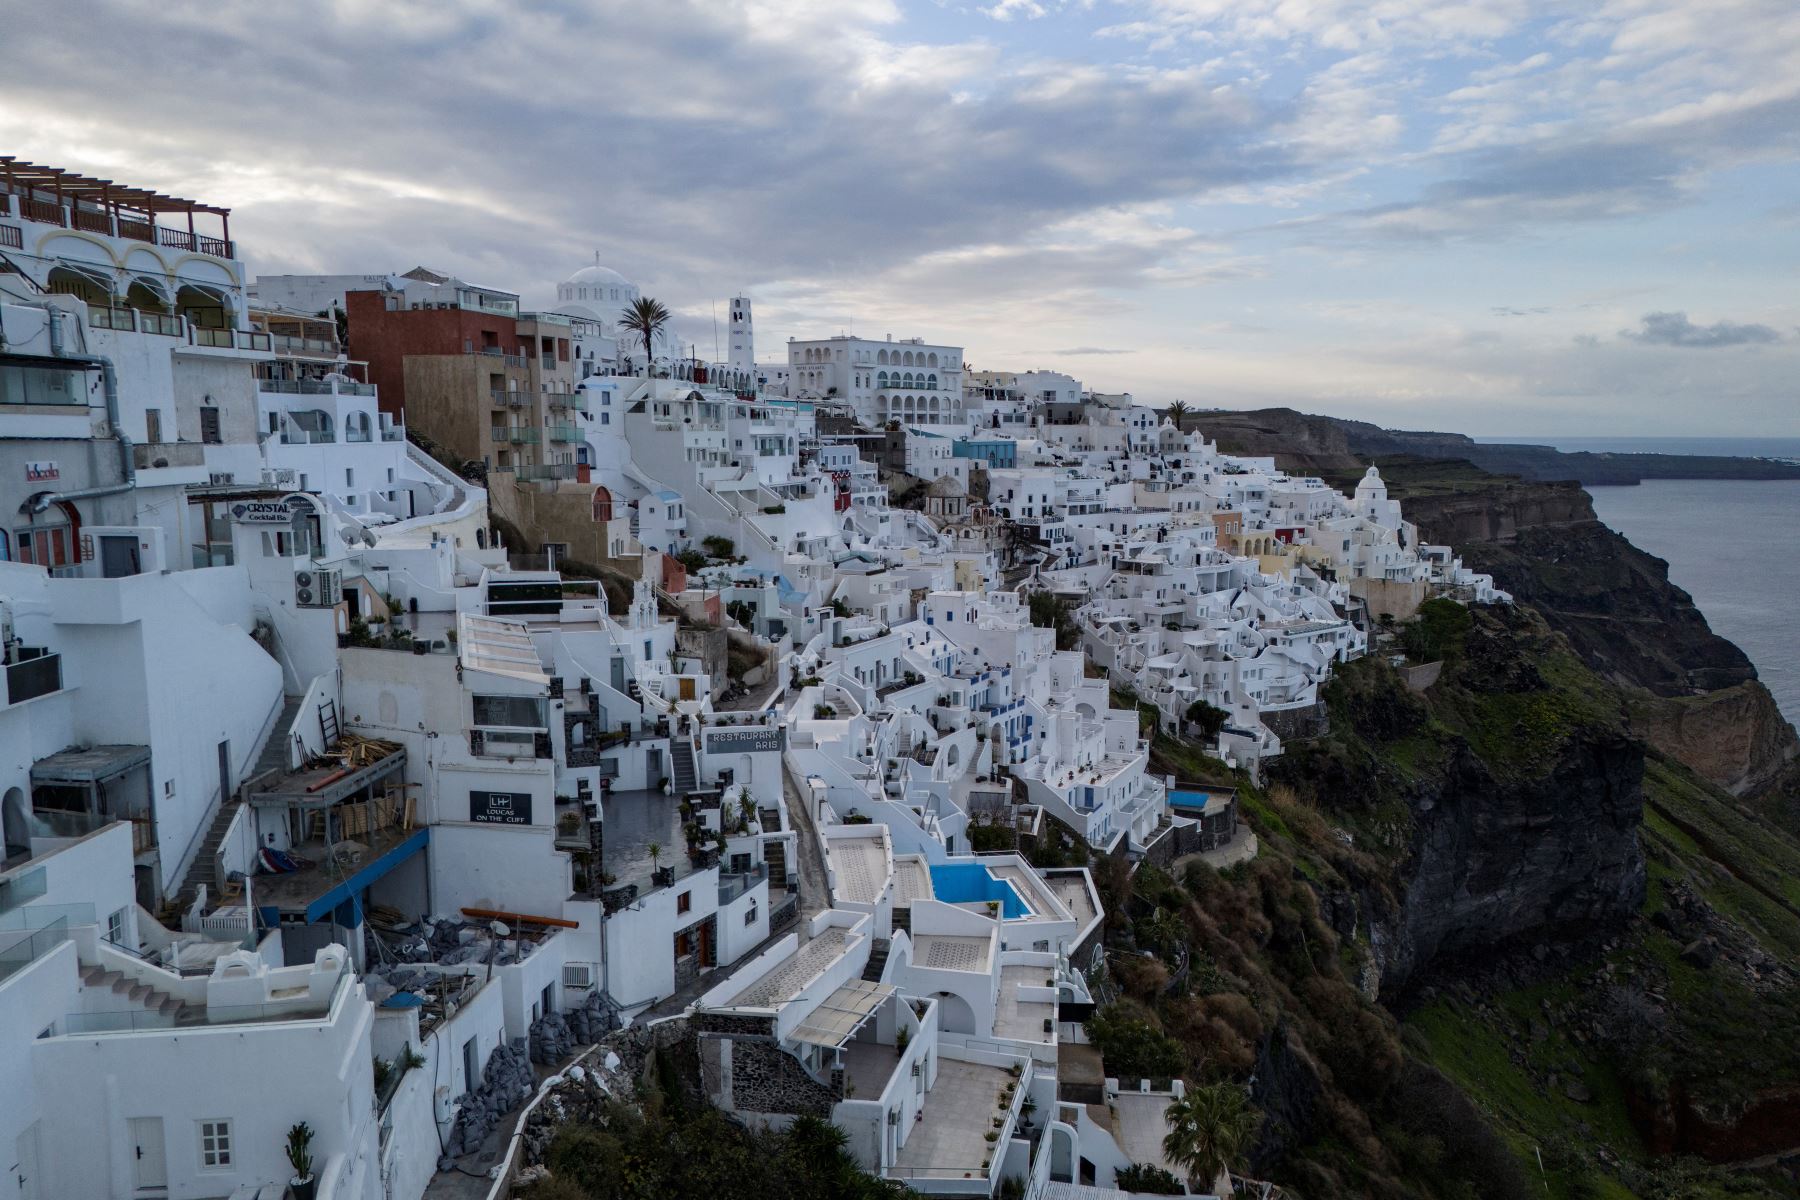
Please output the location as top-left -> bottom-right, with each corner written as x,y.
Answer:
128,983 -> 151,1003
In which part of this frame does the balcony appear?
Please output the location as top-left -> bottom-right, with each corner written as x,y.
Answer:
187,327 -> 270,352
260,378 -> 376,397
547,424 -> 580,443
133,442 -> 206,470
269,334 -> 339,356
491,426 -> 540,445
540,352 -> 556,370
0,223 -> 21,250
5,650 -> 61,705
476,348 -> 528,368
469,727 -> 552,760
0,191 -> 236,258
548,393 -> 587,412
516,463 -> 577,483
490,389 -> 532,408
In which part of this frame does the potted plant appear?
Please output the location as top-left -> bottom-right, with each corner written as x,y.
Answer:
895,1026 -> 910,1056
285,1122 -> 316,1200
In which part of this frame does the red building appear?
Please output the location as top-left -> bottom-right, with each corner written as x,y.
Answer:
344,290 -> 523,417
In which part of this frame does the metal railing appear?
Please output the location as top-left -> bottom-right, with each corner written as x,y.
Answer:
87,304 -> 136,331
260,378 -> 376,397
490,389 -> 532,407
6,650 -> 61,704
0,915 -> 73,986
717,861 -> 768,906
548,393 -> 587,411
63,963 -> 350,1033
516,463 -> 577,482
490,426 -> 540,445
0,222 -> 23,249
546,425 -> 580,443
142,312 -> 182,337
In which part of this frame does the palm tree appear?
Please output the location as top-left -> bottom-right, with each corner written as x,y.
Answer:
1161,1081 -> 1258,1193
647,841 -> 662,873
1165,400 -> 1190,429
620,296 -> 671,374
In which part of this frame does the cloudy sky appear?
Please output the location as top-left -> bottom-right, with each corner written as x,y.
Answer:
6,0 -> 1798,436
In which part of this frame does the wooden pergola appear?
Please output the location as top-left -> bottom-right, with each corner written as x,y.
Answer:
0,156 -> 233,256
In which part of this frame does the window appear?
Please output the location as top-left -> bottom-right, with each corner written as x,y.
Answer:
745,902 -> 758,926
106,908 -> 126,945
345,468 -> 354,487
198,1119 -> 232,1169
677,891 -> 691,915
199,405 -> 222,444
146,408 -> 162,443
471,694 -> 547,728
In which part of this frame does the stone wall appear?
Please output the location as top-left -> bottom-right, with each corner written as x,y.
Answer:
1263,700 -> 1329,741
700,1032 -> 841,1117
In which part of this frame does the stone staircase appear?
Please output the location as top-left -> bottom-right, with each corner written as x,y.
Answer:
670,739 -> 698,794
80,963 -> 194,1023
891,907 -> 912,936
861,939 -> 890,983
171,694 -> 302,915
763,839 -> 787,890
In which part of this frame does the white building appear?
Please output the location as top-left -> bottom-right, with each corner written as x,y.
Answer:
788,335 -> 965,428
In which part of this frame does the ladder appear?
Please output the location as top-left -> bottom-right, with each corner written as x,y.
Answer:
318,697 -> 340,747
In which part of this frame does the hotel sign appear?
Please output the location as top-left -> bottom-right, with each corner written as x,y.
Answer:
25,461 -> 58,483
470,790 -> 534,826
704,726 -> 786,755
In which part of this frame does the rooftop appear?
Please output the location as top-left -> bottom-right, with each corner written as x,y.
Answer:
823,830 -> 891,905
728,926 -> 854,1008
910,934 -> 991,974
458,613 -> 549,683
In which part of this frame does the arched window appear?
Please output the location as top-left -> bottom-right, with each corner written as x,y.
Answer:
877,349 -> 889,365
928,353 -> 938,367
877,371 -> 888,387
927,374 -> 938,390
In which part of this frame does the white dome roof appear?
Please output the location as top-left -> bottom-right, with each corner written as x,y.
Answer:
566,264 -> 632,287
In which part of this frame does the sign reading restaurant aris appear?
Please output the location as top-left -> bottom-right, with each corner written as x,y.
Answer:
703,726 -> 786,755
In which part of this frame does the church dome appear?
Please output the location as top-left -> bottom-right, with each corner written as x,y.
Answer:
566,264 -> 631,287
926,474 -> 967,498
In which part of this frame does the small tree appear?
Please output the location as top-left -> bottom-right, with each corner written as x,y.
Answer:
1161,1082 -> 1259,1193
1164,400 -> 1190,428
647,842 -> 662,872
1184,699 -> 1229,741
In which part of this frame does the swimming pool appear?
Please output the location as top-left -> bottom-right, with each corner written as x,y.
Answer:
929,862 -> 1030,919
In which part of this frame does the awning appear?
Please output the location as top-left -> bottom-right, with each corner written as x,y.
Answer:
124,272 -> 170,306
172,279 -> 232,302
53,258 -> 115,293
790,979 -> 894,1049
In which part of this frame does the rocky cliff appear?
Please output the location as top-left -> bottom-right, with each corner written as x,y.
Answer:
1185,409 -> 1799,797
1189,406 -> 1800,484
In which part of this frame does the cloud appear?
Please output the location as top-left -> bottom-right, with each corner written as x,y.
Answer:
1050,346 -> 1136,355
1622,312 -> 1783,348
1492,306 -> 1551,317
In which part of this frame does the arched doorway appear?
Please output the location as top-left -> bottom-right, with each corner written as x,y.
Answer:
933,991 -> 977,1035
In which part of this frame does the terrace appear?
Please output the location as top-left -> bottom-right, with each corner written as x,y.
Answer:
1,157 -> 236,257
598,787 -> 709,904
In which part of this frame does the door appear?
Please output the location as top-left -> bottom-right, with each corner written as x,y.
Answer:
610,657 -> 625,692
99,535 -> 141,579
13,1123 -> 40,1200
217,740 -> 231,809
128,1117 -> 166,1192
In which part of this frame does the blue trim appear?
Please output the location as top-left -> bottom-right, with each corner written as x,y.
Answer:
304,828 -> 429,923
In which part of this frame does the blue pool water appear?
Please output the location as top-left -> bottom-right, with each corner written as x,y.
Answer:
929,863 -> 1030,919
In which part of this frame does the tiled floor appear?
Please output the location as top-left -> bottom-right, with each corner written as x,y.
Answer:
840,1037 -> 905,1101
825,833 -> 888,904
912,934 -> 991,973
893,1058 -> 1013,1173
1111,1091 -> 1181,1176
728,926 -> 852,1006
1044,872 -> 1097,931
893,856 -> 934,906
994,965 -> 1055,1043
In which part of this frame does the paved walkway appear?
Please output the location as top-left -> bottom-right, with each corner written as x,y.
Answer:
782,757 -> 831,920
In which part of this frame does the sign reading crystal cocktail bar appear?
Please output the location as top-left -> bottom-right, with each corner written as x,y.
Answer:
470,790 -> 533,825
229,498 -> 305,526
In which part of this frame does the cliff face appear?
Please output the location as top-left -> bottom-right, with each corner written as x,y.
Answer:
1377,727 -> 1646,996
1273,604 -> 1648,999
1188,406 -> 1800,484
1395,477 -> 1757,696
1184,408 -> 1798,794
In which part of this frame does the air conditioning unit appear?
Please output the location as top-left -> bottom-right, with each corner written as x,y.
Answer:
263,467 -> 298,488
209,472 -> 234,486
562,964 -> 595,990
294,567 -> 343,608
